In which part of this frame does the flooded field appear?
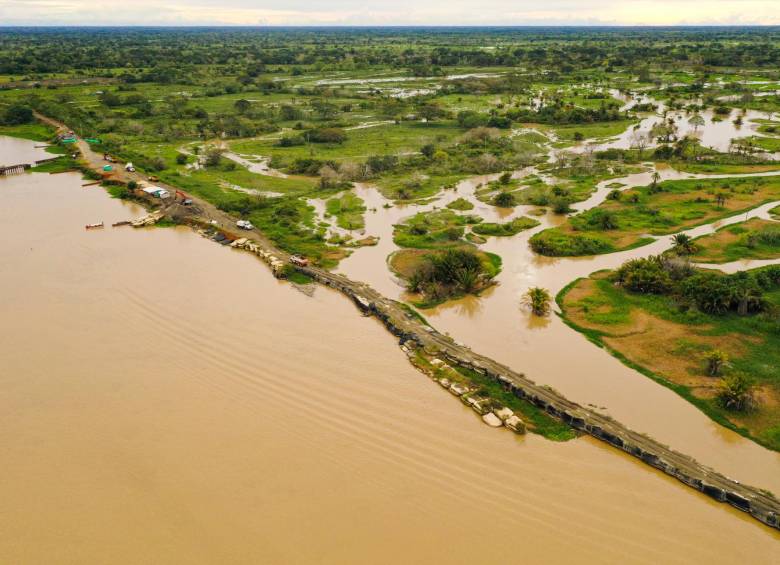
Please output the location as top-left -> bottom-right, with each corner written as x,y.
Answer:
2,143 -> 779,562
336,169 -> 780,494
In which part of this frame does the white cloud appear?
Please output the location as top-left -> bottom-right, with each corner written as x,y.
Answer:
1,0 -> 779,25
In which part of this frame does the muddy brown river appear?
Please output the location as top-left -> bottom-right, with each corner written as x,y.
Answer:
2,139 -> 780,563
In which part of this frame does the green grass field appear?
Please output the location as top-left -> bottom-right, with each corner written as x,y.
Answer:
559,269 -> 780,451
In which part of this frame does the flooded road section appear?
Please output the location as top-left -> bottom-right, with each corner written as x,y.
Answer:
2,155 -> 779,562
336,167 -> 780,495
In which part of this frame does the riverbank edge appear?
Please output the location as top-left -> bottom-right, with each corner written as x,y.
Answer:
555,277 -> 778,454
8,125 -> 780,532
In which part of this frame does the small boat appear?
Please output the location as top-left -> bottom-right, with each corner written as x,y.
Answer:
85,222 -> 104,230
111,220 -> 132,227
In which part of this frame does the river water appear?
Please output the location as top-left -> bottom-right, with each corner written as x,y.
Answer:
336,171 -> 780,496
2,138 -> 779,562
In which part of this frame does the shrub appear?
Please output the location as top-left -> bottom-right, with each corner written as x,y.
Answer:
705,350 -> 729,377
586,209 -> 618,230
681,271 -> 765,315
406,248 -> 496,302
1,103 -> 33,125
717,374 -> 756,412
613,256 -> 673,294
493,191 -> 516,207
277,135 -> 305,147
307,128 -> 347,144
551,198 -> 573,215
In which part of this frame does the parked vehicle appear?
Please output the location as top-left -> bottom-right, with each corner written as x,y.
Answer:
290,255 -> 309,267
125,162 -> 135,172
237,220 -> 254,230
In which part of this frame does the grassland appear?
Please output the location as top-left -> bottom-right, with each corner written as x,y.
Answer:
532,175 -> 780,256
691,218 -> 780,263
559,270 -> 780,452
231,121 -> 463,164
546,119 -> 638,144
0,122 -> 54,142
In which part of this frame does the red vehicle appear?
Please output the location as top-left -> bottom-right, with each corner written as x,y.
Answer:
290,255 -> 309,267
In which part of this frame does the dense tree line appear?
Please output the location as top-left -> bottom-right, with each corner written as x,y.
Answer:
2,27 -> 779,76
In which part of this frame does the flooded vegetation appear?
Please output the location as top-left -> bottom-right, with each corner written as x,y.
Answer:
3,26 -> 780,559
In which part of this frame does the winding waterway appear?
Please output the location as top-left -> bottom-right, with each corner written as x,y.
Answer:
2,138 -> 780,562
336,165 -> 780,496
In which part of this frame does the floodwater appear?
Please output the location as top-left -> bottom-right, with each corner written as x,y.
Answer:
585,91 -> 773,154
2,138 -> 779,562
336,166 -> 780,496
0,134 -> 53,165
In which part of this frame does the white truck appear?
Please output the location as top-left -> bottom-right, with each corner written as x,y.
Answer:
236,220 -> 254,230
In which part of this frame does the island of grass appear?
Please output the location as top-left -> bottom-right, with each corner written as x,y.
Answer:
691,218 -> 780,263
446,197 -> 475,211
325,191 -> 366,230
559,258 -> 780,451
390,209 -> 500,307
393,208 -> 483,249
472,216 -> 540,237
531,175 -> 780,256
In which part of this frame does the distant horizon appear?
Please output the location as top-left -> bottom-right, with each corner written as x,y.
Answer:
1,24 -> 779,28
2,0 -> 779,27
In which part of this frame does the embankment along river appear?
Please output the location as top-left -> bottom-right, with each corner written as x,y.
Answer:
1,141 -> 779,563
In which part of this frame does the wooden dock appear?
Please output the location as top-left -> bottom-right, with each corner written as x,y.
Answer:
0,163 -> 30,175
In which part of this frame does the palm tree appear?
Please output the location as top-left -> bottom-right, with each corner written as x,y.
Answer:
705,350 -> 729,377
717,374 -> 756,412
522,287 -> 552,316
650,170 -> 661,192
671,233 -> 696,255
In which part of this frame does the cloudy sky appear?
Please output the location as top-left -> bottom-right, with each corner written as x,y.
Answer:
2,0 -> 779,26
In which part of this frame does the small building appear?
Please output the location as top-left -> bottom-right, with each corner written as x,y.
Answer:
142,186 -> 170,199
